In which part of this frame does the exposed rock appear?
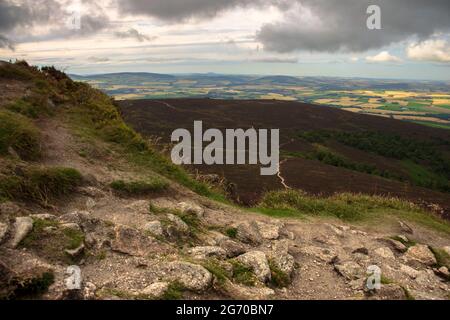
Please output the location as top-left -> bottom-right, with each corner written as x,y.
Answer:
299,246 -> 336,263
126,200 -> 150,213
374,247 -> 395,260
83,282 -> 97,300
165,262 -> 212,291
236,222 -> 263,245
0,223 -> 8,243
400,264 -> 419,279
236,251 -> 271,283
334,261 -> 364,281
189,246 -> 227,260
352,247 -> 369,255
270,240 -> 295,276
144,221 -> 164,237
404,245 -> 437,267
60,223 -> 82,231
326,223 -> 344,237
177,202 -> 204,218
397,235 -> 409,243
167,214 -> 189,233
86,198 -> 96,210
367,284 -> 408,300
443,246 -> 450,256
222,282 -> 275,300
140,282 -> 169,298
385,239 -> 407,253
434,266 -> 450,279
30,214 -> 57,221
219,239 -> 247,258
255,221 -> 281,240
58,211 -> 90,224
65,244 -> 85,258
0,202 -> 21,215
111,225 -> 155,257
77,186 -> 106,198
10,217 -> 33,248
398,221 -> 413,234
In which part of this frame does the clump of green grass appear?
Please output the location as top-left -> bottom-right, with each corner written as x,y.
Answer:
0,110 -> 41,160
110,178 -> 168,195
268,260 -> 290,288
21,218 -> 85,263
258,190 -> 450,235
225,227 -> 238,239
430,247 -> 450,269
0,166 -> 83,205
161,282 -> 186,300
230,261 -> 258,287
203,259 -> 230,286
5,96 -> 51,119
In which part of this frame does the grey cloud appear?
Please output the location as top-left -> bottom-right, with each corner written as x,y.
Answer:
115,28 -> 156,42
117,0 -> 265,21
0,34 -> 14,49
257,0 -> 450,53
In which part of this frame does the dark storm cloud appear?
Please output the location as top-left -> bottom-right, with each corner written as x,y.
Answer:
117,0 -> 266,21
115,28 -> 156,42
257,0 -> 450,53
0,0 -> 109,48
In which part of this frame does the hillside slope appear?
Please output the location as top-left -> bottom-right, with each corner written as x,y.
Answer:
0,61 -> 449,300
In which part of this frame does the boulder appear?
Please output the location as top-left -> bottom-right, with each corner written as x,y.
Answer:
65,244 -> 85,258
299,246 -> 336,264
334,261 -> 364,281
10,217 -> 33,248
236,251 -> 271,283
177,202 -> 204,218
0,202 -> 21,215
270,240 -> 295,276
373,247 -> 395,260
398,221 -> 413,234
236,222 -> 263,245
400,264 -> 419,279
189,246 -> 227,260
111,225 -> 155,257
255,221 -> 281,240
140,282 -> 169,298
367,284 -> 408,300
404,245 -> 437,267
385,239 -> 407,253
219,239 -> 247,258
443,246 -> 450,256
167,214 -> 189,233
144,221 -> 164,237
165,262 -> 212,291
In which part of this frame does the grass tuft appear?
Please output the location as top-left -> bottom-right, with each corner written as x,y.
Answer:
110,178 -> 168,195
0,110 -> 41,160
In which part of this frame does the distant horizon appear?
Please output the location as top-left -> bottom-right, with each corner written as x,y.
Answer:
68,70 -> 450,83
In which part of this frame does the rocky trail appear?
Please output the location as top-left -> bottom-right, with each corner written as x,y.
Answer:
1,120 -> 449,299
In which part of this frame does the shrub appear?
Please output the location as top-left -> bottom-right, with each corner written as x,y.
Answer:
0,110 -> 41,160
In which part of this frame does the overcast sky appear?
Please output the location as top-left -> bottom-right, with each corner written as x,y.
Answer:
0,0 -> 449,80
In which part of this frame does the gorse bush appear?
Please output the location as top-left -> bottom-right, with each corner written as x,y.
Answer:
0,110 -> 41,160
